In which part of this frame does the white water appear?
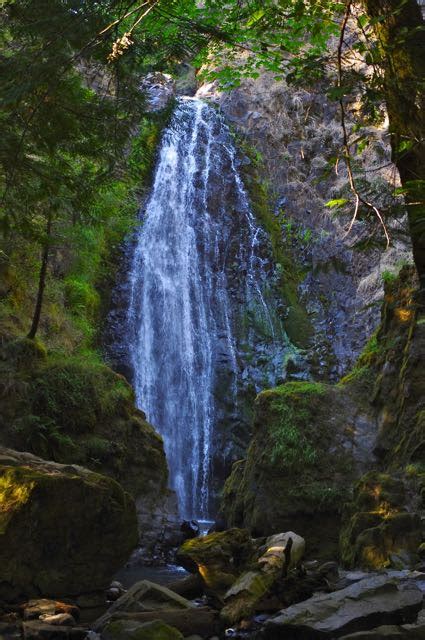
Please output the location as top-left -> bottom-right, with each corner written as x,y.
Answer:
128,98 -> 282,519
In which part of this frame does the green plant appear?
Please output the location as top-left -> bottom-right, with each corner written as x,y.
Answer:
12,415 -> 78,462
270,419 -> 317,467
382,269 -> 397,284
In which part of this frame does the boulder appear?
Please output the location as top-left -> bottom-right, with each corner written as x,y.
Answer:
100,608 -> 217,638
102,619 -> 183,640
0,352 -> 169,524
22,621 -> 87,639
339,622 -> 425,639
264,574 -> 423,639
221,532 -> 305,624
94,580 -> 194,631
0,448 -> 138,600
340,472 -> 422,569
176,528 -> 253,596
167,574 -> 203,599
221,382 -> 357,559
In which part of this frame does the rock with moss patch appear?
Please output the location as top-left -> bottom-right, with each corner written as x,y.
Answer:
340,472 -> 422,569
0,355 -> 168,531
220,531 -> 305,625
176,528 -> 254,597
94,580 -> 194,632
0,447 -> 138,601
221,381 -> 357,558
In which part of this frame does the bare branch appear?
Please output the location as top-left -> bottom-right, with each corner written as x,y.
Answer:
337,0 -> 390,248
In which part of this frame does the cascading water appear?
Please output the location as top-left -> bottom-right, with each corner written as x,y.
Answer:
127,97 -> 296,519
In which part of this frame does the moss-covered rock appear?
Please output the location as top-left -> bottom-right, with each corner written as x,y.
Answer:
176,528 -> 254,596
220,531 -> 305,625
340,471 -> 422,569
0,353 -> 168,507
0,447 -> 138,601
221,381 -> 356,558
337,270 -> 425,569
371,269 -> 425,466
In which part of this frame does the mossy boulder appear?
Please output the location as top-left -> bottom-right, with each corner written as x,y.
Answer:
176,528 -> 254,596
220,531 -> 305,625
340,472 -> 422,569
0,353 -> 168,507
0,447 -> 138,601
221,382 -> 356,558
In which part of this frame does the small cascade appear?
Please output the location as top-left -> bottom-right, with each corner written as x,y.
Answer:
127,97 -> 296,519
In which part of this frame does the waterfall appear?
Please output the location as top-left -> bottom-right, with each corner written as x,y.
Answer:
127,97 -> 292,519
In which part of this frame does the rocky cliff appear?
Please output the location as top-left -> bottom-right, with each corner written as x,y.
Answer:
199,71 -> 413,380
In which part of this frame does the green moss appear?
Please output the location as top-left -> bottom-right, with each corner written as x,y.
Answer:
31,359 -> 134,434
339,331 -> 382,389
177,528 -> 253,594
0,469 -> 34,534
1,337 -> 47,366
257,382 -> 327,469
263,381 -> 326,399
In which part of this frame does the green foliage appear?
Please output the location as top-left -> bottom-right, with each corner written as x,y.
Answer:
325,199 -> 349,209
31,358 -> 134,435
287,483 -> 349,511
65,278 -> 100,318
84,435 -> 114,464
266,382 -> 326,468
12,415 -> 78,462
270,420 -> 317,467
382,269 -> 398,284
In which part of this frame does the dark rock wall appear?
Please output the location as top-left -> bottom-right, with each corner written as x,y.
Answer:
222,267 -> 425,565
199,73 -> 413,379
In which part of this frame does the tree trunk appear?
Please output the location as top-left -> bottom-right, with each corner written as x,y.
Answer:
363,0 -> 425,296
27,212 -> 52,340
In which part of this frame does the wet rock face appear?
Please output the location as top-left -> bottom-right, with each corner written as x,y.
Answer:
0,448 -> 138,601
140,72 -> 175,112
199,73 -> 412,380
